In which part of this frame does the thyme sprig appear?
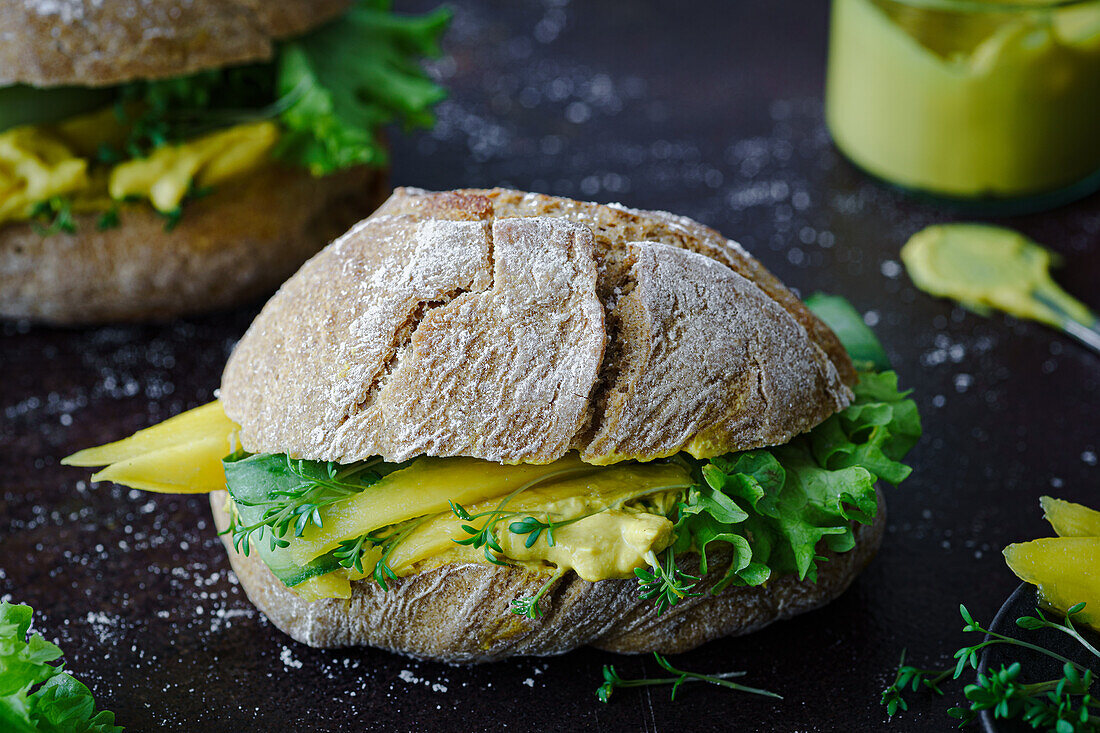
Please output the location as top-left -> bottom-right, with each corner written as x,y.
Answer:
882,602 -> 1099,730
223,456 -> 382,556
597,652 -> 781,703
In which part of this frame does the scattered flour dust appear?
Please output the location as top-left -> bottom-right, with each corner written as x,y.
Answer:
397,669 -> 449,693
280,645 -> 303,670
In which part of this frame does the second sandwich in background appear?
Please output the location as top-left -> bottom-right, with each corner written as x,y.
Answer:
0,0 -> 448,324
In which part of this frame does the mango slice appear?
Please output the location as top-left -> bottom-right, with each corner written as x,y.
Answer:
62,401 -> 237,494
292,571 -> 352,602
1003,537 -> 1100,629
63,401 -> 236,467
290,453 -> 596,565
1041,495 -> 1100,538
89,435 -> 234,494
385,463 -> 688,576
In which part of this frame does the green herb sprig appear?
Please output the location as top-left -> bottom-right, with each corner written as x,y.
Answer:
448,466 -> 597,565
222,454 -> 383,556
635,547 -> 701,615
99,1 -> 449,174
512,567 -> 566,619
95,206 -> 120,231
596,652 -> 781,703
882,603 -> 1099,730
333,518 -> 429,591
29,197 -> 76,236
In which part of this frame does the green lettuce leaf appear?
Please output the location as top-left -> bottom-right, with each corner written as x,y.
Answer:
276,1 -> 451,174
0,603 -> 122,733
672,367 -> 920,594
102,1 -> 449,172
660,294 -> 921,603
804,292 -> 892,372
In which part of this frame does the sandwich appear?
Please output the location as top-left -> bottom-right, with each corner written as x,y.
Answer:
64,187 -> 921,662
0,0 -> 448,324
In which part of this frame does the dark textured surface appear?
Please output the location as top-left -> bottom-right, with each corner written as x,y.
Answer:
1,1 -> 1098,731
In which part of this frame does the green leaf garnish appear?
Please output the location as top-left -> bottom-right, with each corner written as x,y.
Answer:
28,198 -> 77,237
274,2 -> 451,175
652,367 -> 919,609
805,292 -> 892,372
0,602 -> 123,732
92,1 -> 448,176
883,603 -> 1099,730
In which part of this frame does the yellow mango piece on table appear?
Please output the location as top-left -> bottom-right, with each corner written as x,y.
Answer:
63,401 -> 238,494
291,453 -> 595,565
63,401 -> 236,467
1003,537 -> 1100,630
1041,495 -> 1100,538
90,435 -> 233,494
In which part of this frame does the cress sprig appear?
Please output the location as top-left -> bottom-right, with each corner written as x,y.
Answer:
512,567 -> 566,619
447,466 -> 599,565
29,197 -> 77,236
636,547 -> 701,615
333,518 -> 431,591
596,652 -> 782,703
223,456 -> 382,556
882,602 -> 1099,731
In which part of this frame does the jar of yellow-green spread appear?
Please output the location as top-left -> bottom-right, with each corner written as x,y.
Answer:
826,0 -> 1100,210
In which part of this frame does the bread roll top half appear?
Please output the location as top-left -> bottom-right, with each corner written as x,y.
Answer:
220,187 -> 856,466
0,0 -> 351,88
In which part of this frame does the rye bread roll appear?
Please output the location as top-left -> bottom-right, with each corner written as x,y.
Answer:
214,187 -> 875,661
221,187 -> 855,465
0,0 -> 351,88
0,164 -> 388,325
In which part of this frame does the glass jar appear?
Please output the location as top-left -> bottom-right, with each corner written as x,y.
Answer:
826,0 -> 1100,212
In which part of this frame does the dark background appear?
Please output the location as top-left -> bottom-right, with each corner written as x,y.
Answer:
2,1 -> 1098,730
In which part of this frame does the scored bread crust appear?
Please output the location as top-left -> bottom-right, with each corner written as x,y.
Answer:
0,164 -> 388,325
211,489 -> 886,662
0,0 -> 352,88
221,187 -> 856,465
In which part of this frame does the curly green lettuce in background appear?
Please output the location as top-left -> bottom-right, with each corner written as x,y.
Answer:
0,602 -> 122,733
111,0 -> 451,174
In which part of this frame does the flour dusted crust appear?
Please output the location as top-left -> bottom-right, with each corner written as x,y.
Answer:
0,164 -> 387,324
221,187 -> 855,464
211,489 -> 886,662
0,0 -> 351,88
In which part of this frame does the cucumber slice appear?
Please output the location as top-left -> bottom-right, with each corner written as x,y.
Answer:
229,495 -> 341,587
221,451 -> 396,588
0,84 -> 116,132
